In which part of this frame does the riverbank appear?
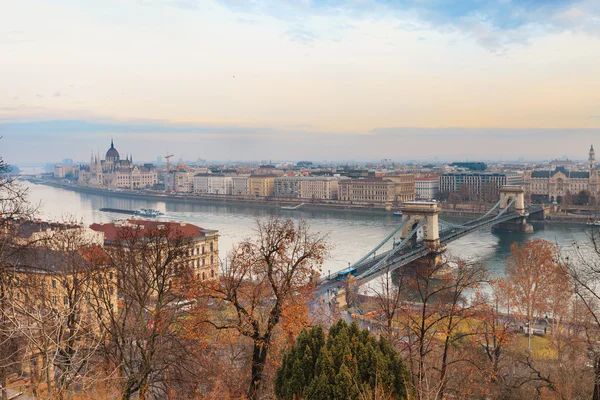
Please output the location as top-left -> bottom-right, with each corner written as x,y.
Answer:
28,179 -> 397,216
29,179 -> 590,224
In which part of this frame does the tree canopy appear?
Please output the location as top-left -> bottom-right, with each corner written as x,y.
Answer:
274,320 -> 410,400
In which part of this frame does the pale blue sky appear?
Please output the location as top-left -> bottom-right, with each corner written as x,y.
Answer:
1,0 -> 599,162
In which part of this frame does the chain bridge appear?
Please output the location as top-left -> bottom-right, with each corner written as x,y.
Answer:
324,186 -> 543,286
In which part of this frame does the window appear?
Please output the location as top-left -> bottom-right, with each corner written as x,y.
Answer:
202,246 -> 205,254
52,279 -> 57,288
63,296 -> 68,306
210,242 -> 214,252
210,269 -> 215,278
202,272 -> 206,280
52,296 -> 57,305
210,256 -> 214,265
202,258 -> 206,266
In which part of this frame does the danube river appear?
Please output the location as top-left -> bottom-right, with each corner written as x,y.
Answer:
24,181 -> 589,276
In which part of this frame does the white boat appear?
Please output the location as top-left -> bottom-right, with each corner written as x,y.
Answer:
281,203 -> 305,210
587,220 -> 600,226
134,208 -> 164,218
393,211 -> 403,217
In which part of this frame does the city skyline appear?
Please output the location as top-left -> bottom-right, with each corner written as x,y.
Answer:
2,0 -> 600,162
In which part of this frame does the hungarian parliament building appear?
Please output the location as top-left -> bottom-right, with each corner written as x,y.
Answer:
78,139 -> 158,189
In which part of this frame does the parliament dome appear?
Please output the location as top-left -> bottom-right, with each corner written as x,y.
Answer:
106,139 -> 120,161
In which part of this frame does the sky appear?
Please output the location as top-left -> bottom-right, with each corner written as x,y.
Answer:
1,0 -> 600,163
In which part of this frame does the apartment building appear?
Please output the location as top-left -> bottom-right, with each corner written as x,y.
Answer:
90,219 -> 220,281
232,175 -> 249,196
338,178 -> 395,204
274,176 -> 305,197
193,173 -> 234,195
298,177 -> 339,200
439,172 -> 523,200
247,175 -> 276,197
415,178 -> 440,200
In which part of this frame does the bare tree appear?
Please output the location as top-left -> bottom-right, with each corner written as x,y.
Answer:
398,256 -> 487,400
90,223 -> 198,400
0,152 -> 38,399
202,217 -> 328,399
372,266 -> 408,345
564,227 -> 600,399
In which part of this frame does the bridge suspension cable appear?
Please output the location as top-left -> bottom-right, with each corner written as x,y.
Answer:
356,217 -> 427,280
350,217 -> 410,269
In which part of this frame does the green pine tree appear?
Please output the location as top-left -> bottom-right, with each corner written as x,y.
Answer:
274,320 -> 410,399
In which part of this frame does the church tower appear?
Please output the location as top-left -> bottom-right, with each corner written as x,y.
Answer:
590,145 -> 596,171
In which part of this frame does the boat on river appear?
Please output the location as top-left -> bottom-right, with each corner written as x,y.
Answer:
134,208 -> 164,218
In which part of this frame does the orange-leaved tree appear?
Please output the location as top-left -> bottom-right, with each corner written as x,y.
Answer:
201,217 -> 328,400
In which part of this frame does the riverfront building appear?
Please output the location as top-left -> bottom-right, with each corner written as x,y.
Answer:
247,175 -> 277,197
298,177 -> 340,200
524,145 -> 599,203
415,178 -> 440,200
193,173 -> 234,195
440,171 -> 523,200
339,178 -> 395,204
79,139 -> 157,189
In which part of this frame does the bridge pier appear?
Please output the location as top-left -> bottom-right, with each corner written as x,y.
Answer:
492,216 -> 534,233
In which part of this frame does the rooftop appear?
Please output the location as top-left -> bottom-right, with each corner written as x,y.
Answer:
90,219 -> 214,242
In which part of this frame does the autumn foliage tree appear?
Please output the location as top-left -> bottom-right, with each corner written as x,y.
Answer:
202,217 -> 328,399
502,239 -> 566,341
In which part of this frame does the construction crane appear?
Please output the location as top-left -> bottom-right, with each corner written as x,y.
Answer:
165,153 -> 174,172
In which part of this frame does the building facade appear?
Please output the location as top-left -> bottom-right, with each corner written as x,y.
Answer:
232,175 -> 249,196
338,178 -> 395,204
247,175 -> 276,197
78,139 -> 157,189
90,219 -> 220,281
440,171 -> 523,200
298,177 -> 340,200
193,174 -> 234,195
274,176 -> 304,197
415,178 -> 440,200
385,174 -> 416,203
524,146 -> 599,203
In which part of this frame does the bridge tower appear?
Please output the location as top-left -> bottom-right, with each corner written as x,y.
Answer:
400,201 -> 445,253
495,186 -> 533,232
499,185 -> 526,216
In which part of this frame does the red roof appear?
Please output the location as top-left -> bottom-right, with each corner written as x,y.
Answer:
90,219 -> 208,242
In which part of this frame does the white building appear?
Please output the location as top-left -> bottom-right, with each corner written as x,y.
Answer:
193,174 -> 234,195
415,178 -> 440,200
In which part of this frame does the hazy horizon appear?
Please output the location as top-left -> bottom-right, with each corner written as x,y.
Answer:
2,0 -> 599,163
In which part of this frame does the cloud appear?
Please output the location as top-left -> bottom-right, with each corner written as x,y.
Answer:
285,27 -> 319,45
213,0 -> 599,52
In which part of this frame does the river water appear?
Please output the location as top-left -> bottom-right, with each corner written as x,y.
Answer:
23,181 -> 589,277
